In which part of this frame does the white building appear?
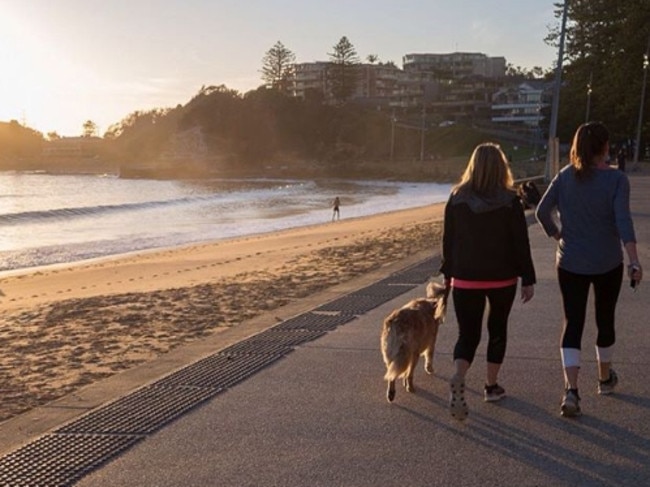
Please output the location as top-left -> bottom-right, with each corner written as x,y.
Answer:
491,81 -> 549,126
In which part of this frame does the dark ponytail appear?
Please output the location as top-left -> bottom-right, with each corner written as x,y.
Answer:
570,122 -> 609,181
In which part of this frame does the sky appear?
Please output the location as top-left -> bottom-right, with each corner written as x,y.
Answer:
0,0 -> 560,137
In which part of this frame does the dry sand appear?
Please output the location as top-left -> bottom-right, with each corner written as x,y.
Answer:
0,204 -> 444,423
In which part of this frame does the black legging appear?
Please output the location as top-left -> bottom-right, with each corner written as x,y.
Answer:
452,285 -> 517,364
558,264 -> 623,350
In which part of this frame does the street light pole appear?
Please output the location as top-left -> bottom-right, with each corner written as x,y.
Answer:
546,1 -> 569,182
585,71 -> 593,123
633,37 -> 650,168
534,103 -> 542,159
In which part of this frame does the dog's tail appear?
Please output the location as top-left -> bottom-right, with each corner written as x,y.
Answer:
381,315 -> 409,381
426,280 -> 449,323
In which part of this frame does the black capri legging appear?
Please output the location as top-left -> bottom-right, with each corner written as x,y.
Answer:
558,264 -> 623,350
452,285 -> 517,364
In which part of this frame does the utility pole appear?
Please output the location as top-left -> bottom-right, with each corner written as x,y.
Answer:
546,1 -> 569,182
390,109 -> 396,161
633,36 -> 650,168
419,104 -> 426,162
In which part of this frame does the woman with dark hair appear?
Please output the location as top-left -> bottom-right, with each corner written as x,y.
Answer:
440,142 -> 536,421
536,122 -> 643,418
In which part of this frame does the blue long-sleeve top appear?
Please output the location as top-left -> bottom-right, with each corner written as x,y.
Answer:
535,165 -> 636,275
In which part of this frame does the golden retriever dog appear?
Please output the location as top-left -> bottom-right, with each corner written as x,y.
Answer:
381,281 -> 448,402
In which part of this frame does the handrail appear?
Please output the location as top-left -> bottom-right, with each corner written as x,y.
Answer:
514,175 -> 546,185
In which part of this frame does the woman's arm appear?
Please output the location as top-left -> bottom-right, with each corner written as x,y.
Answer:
613,175 -> 642,283
511,198 -> 536,287
625,241 -> 643,284
439,197 -> 454,279
535,176 -> 560,238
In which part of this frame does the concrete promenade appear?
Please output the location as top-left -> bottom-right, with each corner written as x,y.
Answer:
2,174 -> 650,486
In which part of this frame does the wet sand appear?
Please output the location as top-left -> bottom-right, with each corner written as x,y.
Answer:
0,204 -> 444,422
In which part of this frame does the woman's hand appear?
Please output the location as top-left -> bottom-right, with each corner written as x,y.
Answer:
521,285 -> 534,303
628,263 -> 643,288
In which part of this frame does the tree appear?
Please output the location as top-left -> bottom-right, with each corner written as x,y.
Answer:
260,41 -> 296,93
327,36 -> 360,104
82,120 -> 98,138
0,120 -> 44,166
505,64 -> 547,79
546,0 -> 650,141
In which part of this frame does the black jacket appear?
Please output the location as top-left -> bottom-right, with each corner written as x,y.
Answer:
439,188 -> 536,286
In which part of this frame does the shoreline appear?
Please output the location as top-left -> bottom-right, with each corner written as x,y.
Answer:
0,203 -> 436,280
0,173 -> 451,274
0,203 -> 445,425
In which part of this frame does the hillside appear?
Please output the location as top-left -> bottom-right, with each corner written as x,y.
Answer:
1,86 -> 543,181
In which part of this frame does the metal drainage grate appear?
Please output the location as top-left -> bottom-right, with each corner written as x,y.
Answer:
0,433 -> 142,487
218,328 -> 327,357
315,294 -> 398,315
350,282 -> 416,299
273,312 -> 356,331
383,257 -> 439,284
57,385 -> 218,435
153,352 -> 283,390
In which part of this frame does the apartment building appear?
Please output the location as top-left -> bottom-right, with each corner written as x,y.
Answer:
399,52 -> 507,119
402,52 -> 506,80
290,62 -> 329,99
289,52 -> 546,128
41,136 -> 101,162
290,61 -> 402,104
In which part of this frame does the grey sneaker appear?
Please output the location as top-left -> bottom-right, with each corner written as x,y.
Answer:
598,369 -> 618,395
484,383 -> 506,402
561,388 -> 582,417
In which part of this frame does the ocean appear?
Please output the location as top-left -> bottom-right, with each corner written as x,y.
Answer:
0,172 -> 452,274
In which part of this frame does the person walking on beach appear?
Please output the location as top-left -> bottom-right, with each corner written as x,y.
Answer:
332,196 -> 341,221
440,142 -> 536,421
536,122 -> 642,418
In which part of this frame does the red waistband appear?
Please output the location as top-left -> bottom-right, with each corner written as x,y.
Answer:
451,277 -> 518,289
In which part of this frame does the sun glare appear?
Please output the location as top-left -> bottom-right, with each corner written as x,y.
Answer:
0,10 -> 93,135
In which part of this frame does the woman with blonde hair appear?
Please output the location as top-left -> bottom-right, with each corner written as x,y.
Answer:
536,122 -> 642,417
440,143 -> 536,420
